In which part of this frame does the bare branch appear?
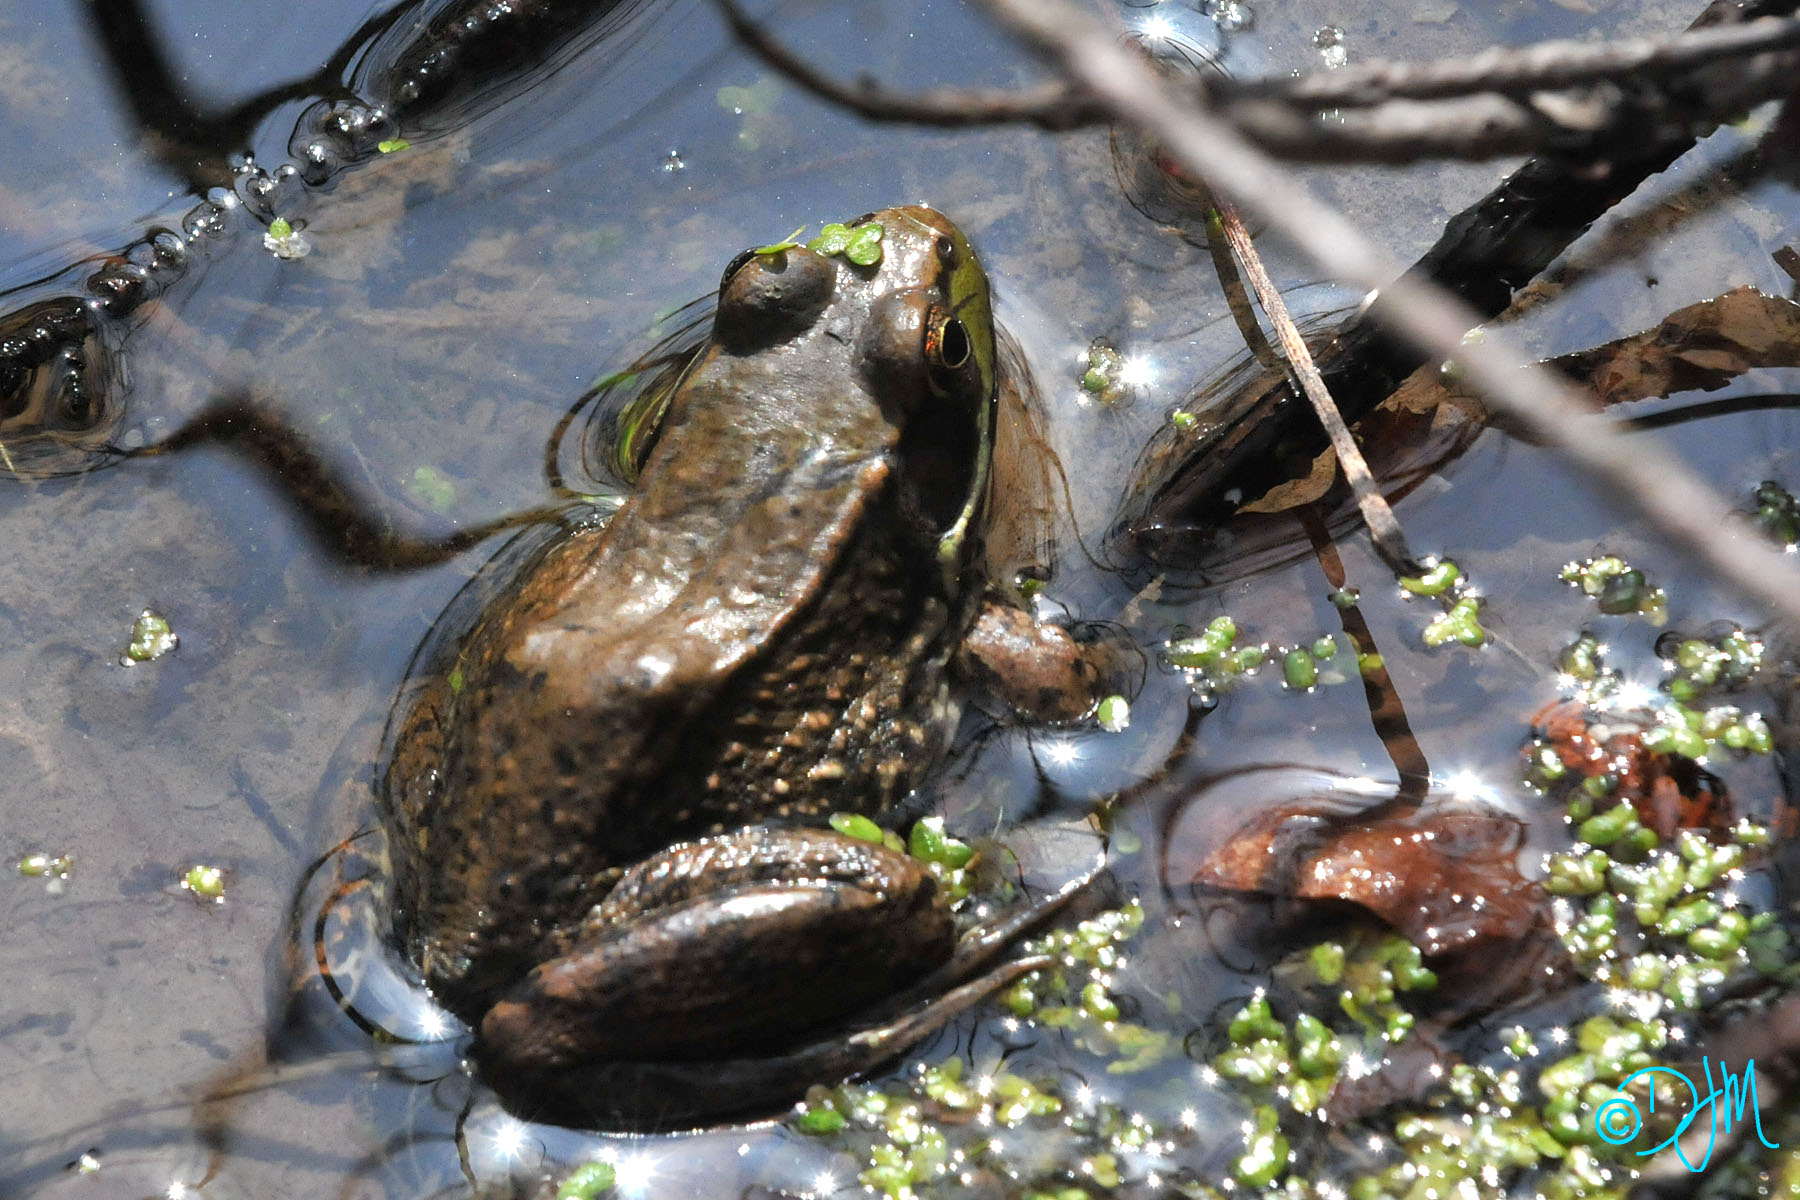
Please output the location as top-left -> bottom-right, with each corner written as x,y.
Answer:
1225,13 -> 1800,108
976,0 -> 1800,625
717,0 -> 1799,164
1221,46 -> 1799,163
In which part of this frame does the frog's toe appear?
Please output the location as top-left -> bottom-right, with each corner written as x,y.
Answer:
958,602 -> 1144,724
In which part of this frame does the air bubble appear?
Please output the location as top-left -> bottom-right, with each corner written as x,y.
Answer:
1314,25 -> 1348,68
1206,0 -> 1252,30
150,230 -> 187,271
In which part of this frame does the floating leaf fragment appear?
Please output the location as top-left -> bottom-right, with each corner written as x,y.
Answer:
182,864 -> 226,901
556,1162 -> 616,1199
751,226 -> 806,256
123,608 -> 178,664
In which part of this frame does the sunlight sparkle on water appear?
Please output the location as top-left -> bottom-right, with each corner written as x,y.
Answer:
488,1117 -> 530,1164
812,1169 -> 839,1196
1437,770 -> 1497,805
1606,679 -> 1660,711
1136,13 -> 1177,43
1040,736 -> 1085,768
614,1148 -> 657,1197
1117,355 -> 1157,389
415,1007 -> 452,1039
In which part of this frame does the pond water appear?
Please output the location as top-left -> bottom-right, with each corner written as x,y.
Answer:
2,0 -> 1797,1197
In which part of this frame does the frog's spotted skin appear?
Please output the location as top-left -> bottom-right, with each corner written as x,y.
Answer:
380,208 -> 1006,1122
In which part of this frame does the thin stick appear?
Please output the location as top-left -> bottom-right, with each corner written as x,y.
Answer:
1212,198 -> 1415,572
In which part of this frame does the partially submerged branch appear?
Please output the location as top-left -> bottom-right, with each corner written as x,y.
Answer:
1211,200 -> 1416,573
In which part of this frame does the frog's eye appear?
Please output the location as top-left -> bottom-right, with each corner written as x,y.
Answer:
925,313 -> 975,399
927,316 -> 971,372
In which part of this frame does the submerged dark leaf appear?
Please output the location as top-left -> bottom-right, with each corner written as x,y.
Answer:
1190,802 -> 1544,958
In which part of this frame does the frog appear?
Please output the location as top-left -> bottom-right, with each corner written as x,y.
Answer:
379,206 -> 1116,1126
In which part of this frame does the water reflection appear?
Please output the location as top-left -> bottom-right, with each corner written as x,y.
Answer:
0,0 -> 656,476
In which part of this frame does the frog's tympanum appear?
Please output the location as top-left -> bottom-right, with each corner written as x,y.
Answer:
382,207 -> 1100,1126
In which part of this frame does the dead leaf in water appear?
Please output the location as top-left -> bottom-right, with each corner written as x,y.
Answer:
1191,803 -> 1544,958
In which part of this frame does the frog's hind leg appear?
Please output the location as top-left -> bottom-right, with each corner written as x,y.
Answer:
490,951 -> 1056,1131
476,839 -> 1100,1129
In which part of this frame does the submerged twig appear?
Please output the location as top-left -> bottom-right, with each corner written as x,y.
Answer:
1211,200 -> 1415,573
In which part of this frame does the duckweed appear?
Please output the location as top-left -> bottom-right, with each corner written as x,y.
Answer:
1234,1105 -> 1288,1188
1080,338 -> 1125,398
1559,555 -> 1668,621
1753,479 -> 1799,545
827,813 -> 977,903
828,812 -> 884,844
1422,594 -> 1486,647
17,852 -> 72,879
1097,694 -> 1130,732
555,1162 -> 616,1199
123,608 -> 178,664
408,464 -> 456,512
906,817 -> 973,869
789,581 -> 1795,1200
262,216 -> 310,259
1398,559 -> 1461,596
1281,648 -> 1317,690
1164,616 -> 1237,669
181,864 -> 225,901
808,221 -> 884,267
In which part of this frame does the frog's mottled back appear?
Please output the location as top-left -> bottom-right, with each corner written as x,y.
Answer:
381,207 -> 999,1018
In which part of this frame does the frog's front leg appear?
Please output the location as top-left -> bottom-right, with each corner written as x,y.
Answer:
956,600 -> 1138,724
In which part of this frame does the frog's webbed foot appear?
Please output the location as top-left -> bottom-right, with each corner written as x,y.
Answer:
472,826 -> 1099,1129
957,600 -> 1143,724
